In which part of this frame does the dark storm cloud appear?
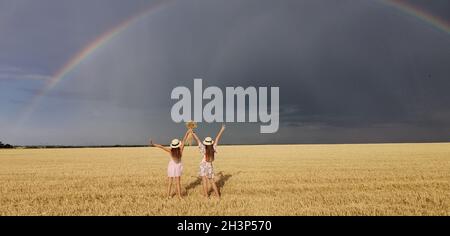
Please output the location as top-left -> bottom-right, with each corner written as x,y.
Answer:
0,0 -> 154,72
19,87 -> 110,102
203,0 -> 450,131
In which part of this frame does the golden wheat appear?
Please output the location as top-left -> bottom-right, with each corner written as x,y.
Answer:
0,143 -> 449,215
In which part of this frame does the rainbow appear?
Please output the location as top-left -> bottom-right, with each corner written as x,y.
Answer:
17,0 -> 174,123
383,0 -> 449,34
17,0 -> 449,123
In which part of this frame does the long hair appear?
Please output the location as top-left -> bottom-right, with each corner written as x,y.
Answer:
205,145 -> 215,162
171,147 -> 182,162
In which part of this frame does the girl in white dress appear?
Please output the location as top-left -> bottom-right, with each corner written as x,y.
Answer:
192,124 -> 225,198
150,129 -> 190,199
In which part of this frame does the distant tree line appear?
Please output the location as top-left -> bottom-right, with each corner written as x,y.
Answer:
0,141 -> 14,149
17,145 -> 147,149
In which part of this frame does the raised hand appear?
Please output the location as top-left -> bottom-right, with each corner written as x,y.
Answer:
215,124 -> 226,145
150,139 -> 171,153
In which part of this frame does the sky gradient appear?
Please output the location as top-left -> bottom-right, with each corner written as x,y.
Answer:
0,0 -> 449,146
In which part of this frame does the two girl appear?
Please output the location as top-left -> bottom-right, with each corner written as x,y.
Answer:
150,124 -> 225,199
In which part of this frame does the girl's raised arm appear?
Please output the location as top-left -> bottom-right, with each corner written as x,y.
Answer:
192,131 -> 202,146
214,124 -> 226,145
149,139 -> 171,153
180,129 -> 191,152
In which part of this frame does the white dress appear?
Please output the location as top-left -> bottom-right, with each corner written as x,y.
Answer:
167,159 -> 183,177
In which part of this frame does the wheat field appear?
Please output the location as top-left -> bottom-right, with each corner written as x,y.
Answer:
0,143 -> 449,216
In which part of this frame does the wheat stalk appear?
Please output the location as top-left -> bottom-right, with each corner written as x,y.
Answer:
185,121 -> 197,146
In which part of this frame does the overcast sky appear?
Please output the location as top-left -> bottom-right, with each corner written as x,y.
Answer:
0,0 -> 449,146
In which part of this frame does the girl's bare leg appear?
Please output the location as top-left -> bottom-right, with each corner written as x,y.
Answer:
167,177 -> 173,198
202,176 -> 209,198
211,179 -> 220,198
176,177 -> 182,199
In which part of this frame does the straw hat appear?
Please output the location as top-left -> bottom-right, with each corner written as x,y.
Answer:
203,137 -> 214,146
170,139 -> 181,148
